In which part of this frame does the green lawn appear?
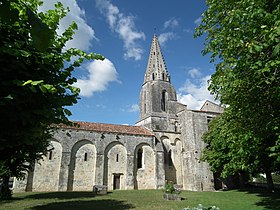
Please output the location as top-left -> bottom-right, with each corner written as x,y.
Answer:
0,188 -> 279,210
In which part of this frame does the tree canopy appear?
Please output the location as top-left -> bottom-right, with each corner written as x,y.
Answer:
0,0 -> 103,198
196,0 -> 280,191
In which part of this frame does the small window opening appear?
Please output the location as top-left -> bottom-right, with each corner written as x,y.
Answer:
84,153 -> 88,161
168,150 -> 172,166
116,154 -> 119,162
49,151 -> 53,160
137,148 -> 143,169
144,104 -> 146,114
152,73 -> 155,80
154,52 -> 155,55
207,116 -> 213,124
162,73 -> 165,80
161,91 -> 166,111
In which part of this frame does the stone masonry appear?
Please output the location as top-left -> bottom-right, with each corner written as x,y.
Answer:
13,34 -> 223,192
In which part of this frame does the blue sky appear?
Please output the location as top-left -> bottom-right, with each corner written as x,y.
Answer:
41,0 -> 216,125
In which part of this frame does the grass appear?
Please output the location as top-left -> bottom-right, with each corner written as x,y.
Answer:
0,188 -> 279,210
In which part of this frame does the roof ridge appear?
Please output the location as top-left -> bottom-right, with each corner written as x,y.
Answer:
57,121 -> 155,137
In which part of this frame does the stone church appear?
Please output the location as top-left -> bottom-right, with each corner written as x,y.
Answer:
13,34 -> 223,192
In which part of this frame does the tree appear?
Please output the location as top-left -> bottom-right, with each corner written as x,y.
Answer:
0,0 -> 103,199
202,108 -> 279,189
196,0 -> 280,192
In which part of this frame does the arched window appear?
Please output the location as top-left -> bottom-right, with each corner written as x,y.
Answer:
175,121 -> 178,132
168,150 -> 172,166
48,151 -> 53,160
137,148 -> 143,169
144,104 -> 146,114
161,91 -> 167,111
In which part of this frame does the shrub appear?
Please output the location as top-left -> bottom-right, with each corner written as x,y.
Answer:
163,181 -> 175,194
163,181 -> 181,194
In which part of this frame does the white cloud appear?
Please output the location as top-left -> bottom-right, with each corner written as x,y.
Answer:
194,16 -> 202,25
75,59 -> 119,97
158,32 -> 176,47
96,0 -> 145,60
188,68 -> 202,78
164,18 -> 179,30
177,75 -> 216,110
121,104 -> 139,113
128,104 -> 139,112
183,28 -> 193,33
40,0 -> 96,51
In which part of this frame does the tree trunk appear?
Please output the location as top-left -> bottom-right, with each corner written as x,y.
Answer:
238,172 -> 245,188
0,176 -> 12,200
265,170 -> 274,193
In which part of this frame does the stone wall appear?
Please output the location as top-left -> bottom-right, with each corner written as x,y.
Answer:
106,143 -> 127,190
13,128 -> 158,192
32,141 -> 62,191
178,110 -> 215,191
71,142 -> 96,191
135,145 -> 156,189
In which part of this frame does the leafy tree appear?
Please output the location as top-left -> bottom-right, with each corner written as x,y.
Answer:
0,0 -> 103,199
202,108 -> 279,189
196,0 -> 280,192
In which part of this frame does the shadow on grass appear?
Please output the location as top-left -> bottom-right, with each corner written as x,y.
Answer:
0,197 -> 23,204
26,191 -> 99,199
238,187 -> 280,210
30,199 -> 135,210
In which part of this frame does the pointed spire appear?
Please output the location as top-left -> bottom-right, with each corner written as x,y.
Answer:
144,34 -> 170,83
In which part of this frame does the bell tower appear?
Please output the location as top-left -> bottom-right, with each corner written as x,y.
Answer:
136,34 -> 179,132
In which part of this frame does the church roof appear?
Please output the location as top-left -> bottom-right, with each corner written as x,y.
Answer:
57,121 -> 155,137
144,34 -> 170,83
200,100 -> 224,113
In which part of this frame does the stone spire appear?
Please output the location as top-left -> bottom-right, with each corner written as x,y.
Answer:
144,34 -> 170,83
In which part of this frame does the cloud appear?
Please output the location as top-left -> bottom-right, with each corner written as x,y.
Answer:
188,68 -> 202,78
75,59 -> 119,97
40,0 -> 96,51
163,18 -> 179,30
183,28 -> 193,33
121,104 -> 139,113
96,0 -> 145,60
194,17 -> 202,25
177,75 -> 216,110
128,104 -> 139,112
158,32 -> 176,47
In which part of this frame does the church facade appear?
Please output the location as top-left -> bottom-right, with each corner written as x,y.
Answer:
14,35 -> 223,192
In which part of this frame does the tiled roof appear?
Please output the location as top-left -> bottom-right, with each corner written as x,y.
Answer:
57,121 -> 154,137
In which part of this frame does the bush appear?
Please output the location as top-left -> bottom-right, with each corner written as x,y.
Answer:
163,181 -> 181,194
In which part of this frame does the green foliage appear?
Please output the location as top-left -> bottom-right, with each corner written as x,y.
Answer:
163,181 -> 181,194
0,177 -> 12,200
0,0 -> 103,198
163,181 -> 176,194
196,0 -> 280,191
